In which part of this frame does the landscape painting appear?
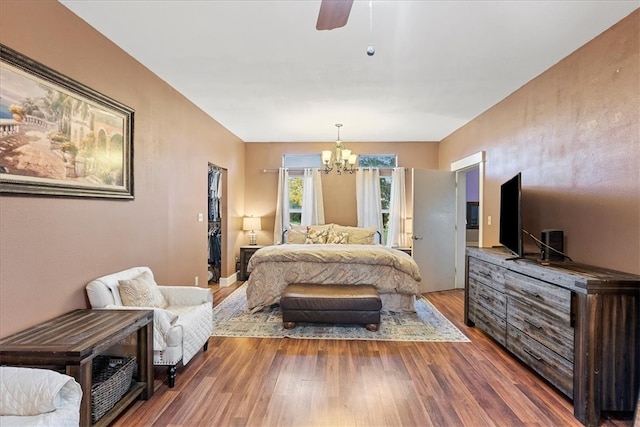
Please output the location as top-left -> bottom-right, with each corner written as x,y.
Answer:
0,44 -> 133,199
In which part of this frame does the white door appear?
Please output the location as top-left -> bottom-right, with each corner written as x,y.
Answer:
412,169 -> 456,293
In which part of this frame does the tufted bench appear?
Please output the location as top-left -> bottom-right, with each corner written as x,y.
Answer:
280,283 -> 382,331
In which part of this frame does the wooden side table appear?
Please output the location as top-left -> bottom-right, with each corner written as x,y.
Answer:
0,309 -> 154,427
240,245 -> 265,281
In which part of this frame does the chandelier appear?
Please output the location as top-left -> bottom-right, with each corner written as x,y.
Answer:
321,123 -> 357,175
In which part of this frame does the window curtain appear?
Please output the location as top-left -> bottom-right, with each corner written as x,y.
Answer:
301,168 -> 325,226
386,167 -> 408,248
273,168 -> 290,244
356,168 -> 383,241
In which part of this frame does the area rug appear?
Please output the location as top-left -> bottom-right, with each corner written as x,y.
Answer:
211,284 -> 470,342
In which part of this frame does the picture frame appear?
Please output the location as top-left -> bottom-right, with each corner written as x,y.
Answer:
0,44 -> 134,199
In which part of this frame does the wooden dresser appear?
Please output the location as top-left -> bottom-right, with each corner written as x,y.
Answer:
465,247 -> 640,427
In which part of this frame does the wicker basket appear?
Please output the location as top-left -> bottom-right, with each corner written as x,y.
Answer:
91,356 -> 136,423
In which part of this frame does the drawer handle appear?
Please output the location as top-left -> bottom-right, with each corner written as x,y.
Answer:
525,318 -> 543,330
523,289 -> 542,299
523,348 -> 543,362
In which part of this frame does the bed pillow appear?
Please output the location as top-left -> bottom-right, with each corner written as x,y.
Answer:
333,225 -> 378,244
286,224 -> 333,244
306,223 -> 333,232
326,229 -> 349,244
286,227 -> 307,244
305,226 -> 329,244
118,271 -> 169,308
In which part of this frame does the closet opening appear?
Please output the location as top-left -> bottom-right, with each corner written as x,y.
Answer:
208,164 -> 223,284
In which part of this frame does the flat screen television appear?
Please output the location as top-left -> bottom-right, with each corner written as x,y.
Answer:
499,172 -> 523,258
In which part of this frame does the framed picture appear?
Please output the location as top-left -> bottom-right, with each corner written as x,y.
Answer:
0,44 -> 134,199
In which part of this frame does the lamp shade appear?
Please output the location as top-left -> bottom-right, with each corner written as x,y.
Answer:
321,150 -> 332,164
242,216 -> 262,231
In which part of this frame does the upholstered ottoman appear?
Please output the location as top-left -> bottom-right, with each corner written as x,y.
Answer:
280,284 -> 382,331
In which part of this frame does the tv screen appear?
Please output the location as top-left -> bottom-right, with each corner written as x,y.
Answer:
499,172 -> 523,258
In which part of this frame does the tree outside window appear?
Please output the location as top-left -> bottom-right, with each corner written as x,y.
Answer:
358,155 -> 397,241
283,154 -> 321,225
289,176 -> 303,225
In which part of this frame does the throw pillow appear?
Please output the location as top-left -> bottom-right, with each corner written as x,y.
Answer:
333,225 -> 378,244
326,229 -> 349,244
305,226 -> 328,244
118,271 -> 168,308
286,228 -> 307,244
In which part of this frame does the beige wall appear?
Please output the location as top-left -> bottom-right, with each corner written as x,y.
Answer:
439,10 -> 639,274
1,3 -> 637,338
0,0 -> 246,336
244,142 -> 438,245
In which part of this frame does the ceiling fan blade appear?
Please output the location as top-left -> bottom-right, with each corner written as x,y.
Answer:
316,0 -> 354,31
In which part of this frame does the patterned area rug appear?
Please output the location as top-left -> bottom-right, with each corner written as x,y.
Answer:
212,284 -> 470,342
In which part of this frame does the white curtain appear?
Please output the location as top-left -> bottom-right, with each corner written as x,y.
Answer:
386,167 -> 408,248
356,168 -> 383,241
301,168 -> 325,226
273,168 -> 290,244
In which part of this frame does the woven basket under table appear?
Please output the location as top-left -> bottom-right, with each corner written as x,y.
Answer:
91,355 -> 136,424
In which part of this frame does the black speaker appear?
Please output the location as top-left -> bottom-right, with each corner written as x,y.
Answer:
541,229 -> 564,261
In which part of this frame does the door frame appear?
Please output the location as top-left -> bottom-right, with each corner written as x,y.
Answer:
451,151 -> 485,288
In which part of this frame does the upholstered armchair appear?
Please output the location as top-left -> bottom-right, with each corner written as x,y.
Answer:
0,366 -> 82,426
86,266 -> 213,388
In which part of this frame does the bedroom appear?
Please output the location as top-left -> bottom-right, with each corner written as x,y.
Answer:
0,1 -> 638,426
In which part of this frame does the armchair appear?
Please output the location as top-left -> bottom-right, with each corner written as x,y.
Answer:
86,267 -> 212,388
0,366 -> 82,426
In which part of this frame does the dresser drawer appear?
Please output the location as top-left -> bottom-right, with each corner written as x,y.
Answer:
507,324 -> 573,398
505,271 -> 572,320
470,279 -> 507,319
468,257 -> 506,292
475,302 -> 507,346
507,297 -> 574,362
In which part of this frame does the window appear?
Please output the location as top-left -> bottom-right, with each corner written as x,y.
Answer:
358,155 -> 397,241
358,155 -> 397,168
283,154 -> 321,225
281,154 -> 399,233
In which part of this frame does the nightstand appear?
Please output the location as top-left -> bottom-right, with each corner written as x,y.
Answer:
239,245 -> 265,281
396,247 -> 412,256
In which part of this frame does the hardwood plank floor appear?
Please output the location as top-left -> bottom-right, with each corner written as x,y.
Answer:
112,284 -> 634,427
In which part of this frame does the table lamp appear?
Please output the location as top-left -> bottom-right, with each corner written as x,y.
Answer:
242,216 -> 261,245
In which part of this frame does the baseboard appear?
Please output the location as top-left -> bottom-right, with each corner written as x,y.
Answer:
219,272 -> 238,287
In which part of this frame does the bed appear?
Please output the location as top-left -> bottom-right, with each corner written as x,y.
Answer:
245,224 -> 422,313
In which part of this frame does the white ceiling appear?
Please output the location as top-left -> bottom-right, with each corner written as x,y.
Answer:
60,1 -> 638,143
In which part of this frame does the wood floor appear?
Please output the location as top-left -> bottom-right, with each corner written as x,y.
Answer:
112,283 -> 634,427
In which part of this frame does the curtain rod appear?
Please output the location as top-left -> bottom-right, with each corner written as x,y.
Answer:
261,167 -> 406,173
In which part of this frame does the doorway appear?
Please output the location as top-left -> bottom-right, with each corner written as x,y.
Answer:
208,164 -> 223,284
451,151 -> 485,289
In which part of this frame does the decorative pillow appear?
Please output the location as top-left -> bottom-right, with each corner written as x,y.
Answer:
305,226 -> 329,244
333,225 -> 378,244
118,271 -> 168,308
326,229 -> 349,244
286,224 -> 333,243
286,227 -> 307,244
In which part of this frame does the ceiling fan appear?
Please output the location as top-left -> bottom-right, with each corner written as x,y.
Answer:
316,0 -> 354,30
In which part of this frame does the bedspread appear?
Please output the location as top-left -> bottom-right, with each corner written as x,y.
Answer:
246,244 -> 422,312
